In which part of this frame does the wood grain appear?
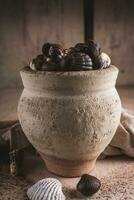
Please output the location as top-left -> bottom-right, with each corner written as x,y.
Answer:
0,0 -> 84,89
94,0 -> 134,85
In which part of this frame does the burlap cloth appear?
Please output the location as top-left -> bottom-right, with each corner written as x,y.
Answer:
103,108 -> 134,157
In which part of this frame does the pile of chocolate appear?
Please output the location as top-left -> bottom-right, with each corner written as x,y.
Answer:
29,40 -> 111,71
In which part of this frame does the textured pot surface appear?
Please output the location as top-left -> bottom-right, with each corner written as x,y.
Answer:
18,66 -> 121,176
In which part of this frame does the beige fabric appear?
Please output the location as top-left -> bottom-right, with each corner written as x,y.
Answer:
103,109 -> 134,157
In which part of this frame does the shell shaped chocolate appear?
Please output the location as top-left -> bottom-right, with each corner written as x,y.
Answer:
68,47 -> 81,55
27,178 -> 65,200
68,52 -> 93,70
75,43 -> 87,52
87,40 -> 101,59
74,43 -> 92,57
42,43 -> 52,57
29,54 -> 46,71
75,41 -> 101,59
77,174 -> 101,197
48,44 -> 63,64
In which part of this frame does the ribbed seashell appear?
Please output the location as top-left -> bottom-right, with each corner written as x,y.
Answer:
27,178 -> 66,200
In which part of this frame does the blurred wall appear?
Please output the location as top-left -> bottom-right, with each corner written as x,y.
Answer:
0,0 -> 84,89
0,0 -> 134,90
94,0 -> 134,85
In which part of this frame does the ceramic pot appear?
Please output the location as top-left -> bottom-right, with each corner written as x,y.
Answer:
18,66 -> 121,177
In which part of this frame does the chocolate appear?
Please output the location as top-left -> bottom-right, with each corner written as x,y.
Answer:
42,43 -> 52,57
75,43 -> 88,51
75,41 -> 101,60
49,45 -> 63,64
64,49 -> 69,55
74,43 -> 89,56
87,40 -> 101,58
93,57 -> 104,70
29,54 -> 46,71
35,54 -> 46,70
68,52 -> 93,70
29,40 -> 110,71
43,59 -> 60,71
99,52 -> 111,68
67,47 -> 81,55
77,174 -> 101,197
93,52 -> 111,70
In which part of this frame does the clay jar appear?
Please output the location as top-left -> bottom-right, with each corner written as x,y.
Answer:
18,66 -> 121,177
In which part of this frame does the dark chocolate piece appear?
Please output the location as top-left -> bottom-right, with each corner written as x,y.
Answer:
42,43 -> 52,57
49,45 -> 63,64
68,52 -> 93,70
32,54 -> 46,71
77,174 -> 101,197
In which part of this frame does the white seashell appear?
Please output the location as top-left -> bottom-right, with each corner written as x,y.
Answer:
100,52 -> 111,68
27,178 -> 66,200
29,61 -> 36,71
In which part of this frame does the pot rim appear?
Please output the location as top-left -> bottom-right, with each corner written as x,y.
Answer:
21,65 -> 118,77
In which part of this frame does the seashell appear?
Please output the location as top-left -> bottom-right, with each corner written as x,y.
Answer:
27,178 -> 66,200
77,174 -> 101,197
